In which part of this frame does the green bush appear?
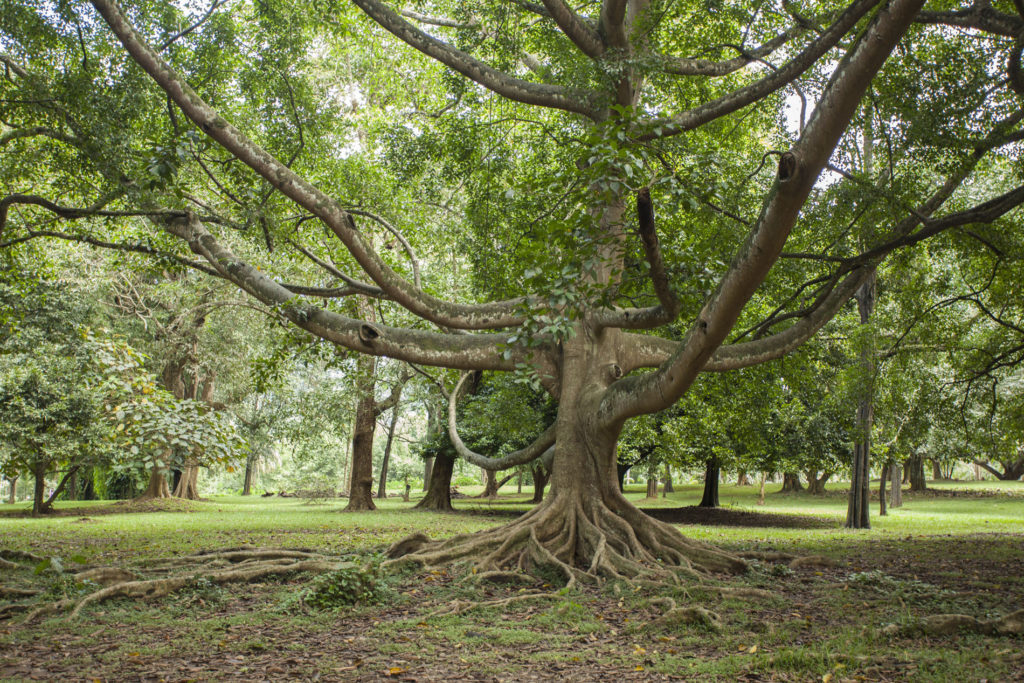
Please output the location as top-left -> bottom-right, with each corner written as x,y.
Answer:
300,562 -> 389,609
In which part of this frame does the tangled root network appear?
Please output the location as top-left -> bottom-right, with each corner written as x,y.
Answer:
385,496 -> 747,590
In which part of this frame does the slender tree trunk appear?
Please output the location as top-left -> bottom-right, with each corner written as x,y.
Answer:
32,461 -> 47,516
479,468 -> 500,498
5,476 -> 16,504
346,385 -> 378,511
879,463 -> 888,516
757,472 -> 767,505
781,472 -> 804,493
846,271 -> 876,530
376,404 -> 401,500
645,476 -> 658,499
422,456 -> 433,491
662,462 -> 674,495
414,452 -> 454,512
931,459 -> 943,481
889,463 -> 903,508
66,469 -> 78,501
699,457 -> 720,508
531,465 -> 548,504
517,471 -> 523,494
242,453 -> 255,495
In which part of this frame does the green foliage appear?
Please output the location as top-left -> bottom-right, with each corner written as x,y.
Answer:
297,561 -> 390,610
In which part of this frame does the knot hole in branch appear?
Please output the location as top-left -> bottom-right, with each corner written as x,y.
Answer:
777,151 -> 799,183
358,323 -> 381,344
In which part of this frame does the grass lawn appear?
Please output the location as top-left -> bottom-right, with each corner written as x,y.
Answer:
1,480 -> 1022,681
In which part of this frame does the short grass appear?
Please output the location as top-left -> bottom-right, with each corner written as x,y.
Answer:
1,480 -> 1022,681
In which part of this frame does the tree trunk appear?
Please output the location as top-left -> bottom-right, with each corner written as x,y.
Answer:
908,454 -> 927,491
805,471 -> 830,495
757,472 -> 767,505
242,453 -> 255,495
5,476 -> 16,504
879,463 -> 888,517
138,466 -> 172,501
931,459 -> 943,481
846,271 -> 876,530
40,466 -> 79,514
736,471 -> 750,486
376,404 -> 401,500
517,471 -> 523,494
414,452 -> 454,512
662,462 -> 674,495
173,461 -> 200,500
345,350 -> 378,512
32,461 -> 47,516
616,462 -> 630,492
422,456 -> 433,491
889,463 -> 903,508
66,469 -> 78,501
531,465 -> 548,504
699,457 -> 720,508
780,472 -> 804,493
645,476 -> 658,499
479,468 -> 500,498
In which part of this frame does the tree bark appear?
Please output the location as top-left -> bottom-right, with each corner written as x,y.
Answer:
376,403 -> 401,500
4,476 -> 16,504
138,467 -> 172,500
414,452 -> 454,512
699,457 -> 720,508
846,271 -> 876,530
757,472 -> 767,505
645,476 -> 658,499
889,463 -> 903,508
662,462 -> 674,495
66,469 -> 78,501
781,472 -> 804,493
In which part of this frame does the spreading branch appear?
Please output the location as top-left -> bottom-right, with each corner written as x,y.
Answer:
447,373 -> 557,471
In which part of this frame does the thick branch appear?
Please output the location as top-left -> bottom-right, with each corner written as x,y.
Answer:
593,187 -> 681,329
165,213 -> 553,372
447,373 -> 557,470
603,0 -> 924,423
646,0 -> 881,138
349,0 -> 599,117
542,0 -> 605,58
916,4 -> 1023,38
89,0 -> 530,331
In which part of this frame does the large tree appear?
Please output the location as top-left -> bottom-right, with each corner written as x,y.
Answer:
3,0 -> 1024,582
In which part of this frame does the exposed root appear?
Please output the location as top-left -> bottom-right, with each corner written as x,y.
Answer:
789,555 -> 840,569
468,571 -> 535,585
883,609 -> 1024,637
705,586 -> 774,600
0,549 -> 45,564
647,597 -> 722,632
74,568 -> 138,586
17,550 -> 341,623
737,551 -> 796,562
0,586 -> 40,598
383,495 -> 746,589
0,558 -> 17,571
428,592 -> 563,617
